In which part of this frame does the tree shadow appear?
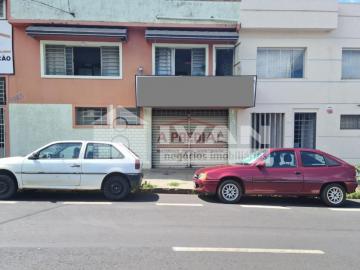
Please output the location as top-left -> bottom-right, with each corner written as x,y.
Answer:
12,190 -> 159,203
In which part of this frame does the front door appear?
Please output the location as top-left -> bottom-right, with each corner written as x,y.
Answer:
252,150 -> 303,194
21,142 -> 82,187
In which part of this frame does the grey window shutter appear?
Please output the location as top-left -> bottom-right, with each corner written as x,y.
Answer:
0,0 -> 4,18
155,48 -> 172,75
45,45 -> 66,75
65,47 -> 74,75
101,47 -> 120,76
191,48 -> 206,76
0,78 -> 5,105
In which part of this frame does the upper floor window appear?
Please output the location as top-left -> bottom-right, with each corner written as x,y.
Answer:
215,47 -> 234,76
257,48 -> 305,79
0,78 -> 5,105
155,46 -> 206,76
0,0 -> 5,19
340,115 -> 360,130
75,107 -> 108,126
43,42 -> 121,78
342,49 -> 360,79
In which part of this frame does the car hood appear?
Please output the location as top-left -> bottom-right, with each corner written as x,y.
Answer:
195,164 -> 251,175
0,156 -> 25,165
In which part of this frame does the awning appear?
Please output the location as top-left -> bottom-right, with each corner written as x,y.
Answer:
26,26 -> 128,40
145,29 -> 238,43
136,75 -> 257,108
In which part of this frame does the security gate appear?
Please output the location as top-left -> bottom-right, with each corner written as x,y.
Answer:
152,109 -> 229,168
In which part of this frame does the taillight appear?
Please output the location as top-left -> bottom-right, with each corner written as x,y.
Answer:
135,159 -> 141,170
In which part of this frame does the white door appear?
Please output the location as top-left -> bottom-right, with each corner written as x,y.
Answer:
81,143 -> 131,187
21,142 -> 82,187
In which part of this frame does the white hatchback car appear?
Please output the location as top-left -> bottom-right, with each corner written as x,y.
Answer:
0,141 -> 142,200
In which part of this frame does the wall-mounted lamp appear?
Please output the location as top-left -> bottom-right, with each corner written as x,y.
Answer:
136,66 -> 144,76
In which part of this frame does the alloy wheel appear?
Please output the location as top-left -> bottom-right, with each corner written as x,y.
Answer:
221,183 -> 239,202
326,186 -> 344,205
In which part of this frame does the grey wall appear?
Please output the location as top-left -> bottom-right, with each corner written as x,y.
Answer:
11,0 -> 241,24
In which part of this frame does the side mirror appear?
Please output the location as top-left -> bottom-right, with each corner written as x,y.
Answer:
256,160 -> 266,168
28,152 -> 39,160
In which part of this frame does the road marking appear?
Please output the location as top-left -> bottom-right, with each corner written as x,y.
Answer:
172,247 -> 325,255
329,208 -> 360,212
0,201 -> 17,204
62,202 -> 113,205
240,205 -> 290,210
156,203 -> 203,207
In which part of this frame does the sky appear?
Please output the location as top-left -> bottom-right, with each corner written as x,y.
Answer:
339,0 -> 360,2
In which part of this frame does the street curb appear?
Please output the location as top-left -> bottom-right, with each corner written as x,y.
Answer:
140,188 -> 196,194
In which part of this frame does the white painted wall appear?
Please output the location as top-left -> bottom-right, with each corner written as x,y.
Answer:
9,104 -> 152,168
236,4 -> 360,165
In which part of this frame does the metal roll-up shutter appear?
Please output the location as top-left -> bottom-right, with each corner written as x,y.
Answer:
189,110 -> 228,167
152,109 -> 228,168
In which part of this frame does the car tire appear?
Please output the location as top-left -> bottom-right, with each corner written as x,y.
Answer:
0,174 -> 17,200
321,183 -> 346,207
103,175 -> 130,201
217,179 -> 243,204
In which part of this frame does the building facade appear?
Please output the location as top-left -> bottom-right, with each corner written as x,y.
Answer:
5,0 -> 360,168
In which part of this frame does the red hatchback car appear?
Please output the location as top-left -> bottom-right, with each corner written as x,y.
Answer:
194,148 -> 358,207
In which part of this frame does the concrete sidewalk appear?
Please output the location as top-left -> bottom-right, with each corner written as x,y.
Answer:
142,169 -> 196,191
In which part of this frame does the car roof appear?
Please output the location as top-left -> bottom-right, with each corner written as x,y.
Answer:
49,140 -> 124,145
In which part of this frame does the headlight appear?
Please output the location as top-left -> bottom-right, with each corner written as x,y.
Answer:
198,173 -> 207,181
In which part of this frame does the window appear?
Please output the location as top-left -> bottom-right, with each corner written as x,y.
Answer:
75,107 -> 108,126
325,156 -> 341,167
38,143 -> 82,159
340,115 -> 360,130
257,48 -> 305,79
265,151 -> 296,168
155,47 -> 206,76
300,151 -> 326,167
44,44 -> 121,77
215,47 -> 234,76
0,0 -> 5,19
85,143 -> 124,159
342,49 -> 360,79
251,113 -> 284,149
116,107 -> 141,125
0,78 -> 5,105
294,113 -> 316,149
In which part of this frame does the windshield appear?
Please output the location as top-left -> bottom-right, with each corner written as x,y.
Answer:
238,149 -> 267,165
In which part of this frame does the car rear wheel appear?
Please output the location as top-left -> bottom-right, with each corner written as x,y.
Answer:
217,179 -> 243,204
0,174 -> 17,200
321,184 -> 346,207
103,175 -> 130,201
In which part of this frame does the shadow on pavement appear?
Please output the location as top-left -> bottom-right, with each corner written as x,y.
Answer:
13,190 -> 160,203
198,194 -> 360,208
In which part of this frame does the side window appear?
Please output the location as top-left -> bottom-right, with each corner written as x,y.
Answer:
85,143 -> 124,159
325,156 -> 341,167
38,143 -> 82,159
264,151 -> 296,168
301,151 -> 326,167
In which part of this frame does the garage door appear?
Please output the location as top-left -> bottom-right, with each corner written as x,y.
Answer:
152,109 -> 228,168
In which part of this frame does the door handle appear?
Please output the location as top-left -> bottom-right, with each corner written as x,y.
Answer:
295,171 -> 302,175
70,164 -> 81,168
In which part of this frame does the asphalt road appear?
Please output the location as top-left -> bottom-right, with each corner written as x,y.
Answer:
0,191 -> 360,270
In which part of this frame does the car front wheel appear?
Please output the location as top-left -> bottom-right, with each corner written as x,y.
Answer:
103,175 -> 130,201
0,174 -> 17,200
321,184 -> 346,207
217,179 -> 243,204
